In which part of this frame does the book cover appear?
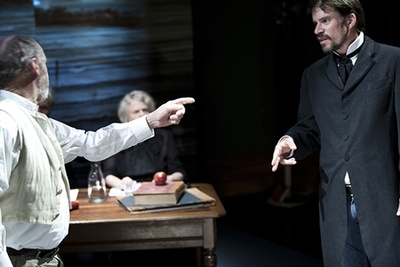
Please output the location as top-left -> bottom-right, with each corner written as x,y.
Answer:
117,187 -> 216,214
133,181 -> 186,205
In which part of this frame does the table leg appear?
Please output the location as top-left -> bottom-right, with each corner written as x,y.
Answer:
202,218 -> 217,267
202,247 -> 217,267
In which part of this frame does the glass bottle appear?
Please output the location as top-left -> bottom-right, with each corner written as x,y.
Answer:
87,162 -> 107,203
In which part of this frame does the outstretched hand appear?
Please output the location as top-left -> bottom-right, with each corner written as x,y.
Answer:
271,136 -> 297,172
146,97 -> 195,129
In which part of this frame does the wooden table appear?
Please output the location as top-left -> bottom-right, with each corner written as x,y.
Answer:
60,183 -> 226,267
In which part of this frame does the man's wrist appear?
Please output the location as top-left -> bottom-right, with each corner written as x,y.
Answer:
145,113 -> 155,129
278,135 -> 292,143
279,135 -> 294,158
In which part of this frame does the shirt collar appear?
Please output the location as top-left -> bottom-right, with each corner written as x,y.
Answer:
347,31 -> 364,55
333,31 -> 365,58
0,90 -> 39,112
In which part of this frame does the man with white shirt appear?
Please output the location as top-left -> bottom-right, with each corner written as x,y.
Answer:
0,35 -> 194,267
271,0 -> 400,266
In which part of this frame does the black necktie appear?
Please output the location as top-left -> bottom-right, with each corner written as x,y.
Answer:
334,45 -> 362,84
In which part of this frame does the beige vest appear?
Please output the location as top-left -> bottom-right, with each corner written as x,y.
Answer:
0,99 -> 70,224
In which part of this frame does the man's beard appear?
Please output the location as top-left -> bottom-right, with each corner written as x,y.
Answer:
36,73 -> 49,103
317,34 -> 334,54
322,25 -> 349,54
321,37 -> 347,55
321,44 -> 333,54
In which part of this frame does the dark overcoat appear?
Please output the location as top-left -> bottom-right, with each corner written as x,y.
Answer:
286,36 -> 400,267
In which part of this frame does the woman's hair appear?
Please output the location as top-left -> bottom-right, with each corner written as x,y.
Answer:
118,90 -> 156,123
307,0 -> 366,33
0,35 -> 43,88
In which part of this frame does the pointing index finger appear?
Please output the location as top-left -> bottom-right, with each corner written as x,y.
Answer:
170,97 -> 195,105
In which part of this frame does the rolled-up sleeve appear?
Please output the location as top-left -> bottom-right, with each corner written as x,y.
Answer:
50,115 -> 154,163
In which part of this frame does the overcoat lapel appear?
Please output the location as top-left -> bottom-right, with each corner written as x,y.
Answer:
325,44 -> 375,94
343,53 -> 375,95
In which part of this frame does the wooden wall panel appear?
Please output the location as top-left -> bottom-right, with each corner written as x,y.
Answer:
0,0 -> 198,180
0,4 -> 35,36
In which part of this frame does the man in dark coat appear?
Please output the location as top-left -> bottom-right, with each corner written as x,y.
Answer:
271,0 -> 400,266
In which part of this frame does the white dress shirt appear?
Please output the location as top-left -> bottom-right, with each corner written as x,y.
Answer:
0,90 -> 154,266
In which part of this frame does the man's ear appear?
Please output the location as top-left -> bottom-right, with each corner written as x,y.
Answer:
347,13 -> 356,28
30,57 -> 40,78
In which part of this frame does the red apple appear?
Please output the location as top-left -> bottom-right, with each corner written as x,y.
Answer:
153,171 -> 167,186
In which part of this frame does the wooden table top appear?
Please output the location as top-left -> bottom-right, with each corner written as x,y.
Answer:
70,183 -> 226,223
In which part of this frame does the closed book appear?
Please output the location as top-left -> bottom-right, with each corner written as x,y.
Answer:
117,187 -> 216,214
133,181 -> 186,205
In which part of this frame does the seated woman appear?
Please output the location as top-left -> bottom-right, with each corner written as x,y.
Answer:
102,90 -> 187,190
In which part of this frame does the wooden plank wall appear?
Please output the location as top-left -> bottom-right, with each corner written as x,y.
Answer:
0,0 -> 198,180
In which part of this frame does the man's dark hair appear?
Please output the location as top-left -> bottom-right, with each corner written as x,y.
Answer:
307,0 -> 366,33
